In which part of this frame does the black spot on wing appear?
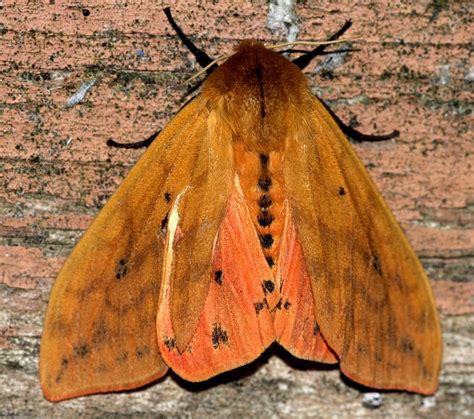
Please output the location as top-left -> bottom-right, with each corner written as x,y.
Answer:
164,192 -> 171,202
115,258 -> 128,280
357,343 -> 368,354
73,344 -> 90,358
283,300 -> 291,310
339,186 -> 346,196
211,323 -> 229,349
55,357 -> 70,384
116,351 -> 129,363
92,319 -> 108,345
259,153 -> 269,169
136,346 -> 149,359
164,337 -> 176,351
372,254 -> 383,275
94,363 -> 108,374
401,338 -> 414,353
313,323 -> 320,336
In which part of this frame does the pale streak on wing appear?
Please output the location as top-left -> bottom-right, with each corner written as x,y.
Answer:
162,187 -> 189,283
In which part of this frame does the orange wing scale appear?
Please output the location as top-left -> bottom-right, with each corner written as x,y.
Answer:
157,188 -> 275,381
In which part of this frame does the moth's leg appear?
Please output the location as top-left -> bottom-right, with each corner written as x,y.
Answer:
107,130 -> 159,149
292,20 -> 352,69
292,20 -> 399,142
319,99 -> 400,142
108,8 -> 216,149
164,7 -> 217,74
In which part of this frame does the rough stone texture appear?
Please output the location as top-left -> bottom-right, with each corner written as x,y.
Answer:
0,0 -> 473,417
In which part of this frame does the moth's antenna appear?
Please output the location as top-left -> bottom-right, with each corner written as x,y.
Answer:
292,20 -> 353,69
184,54 -> 232,84
267,39 -> 354,50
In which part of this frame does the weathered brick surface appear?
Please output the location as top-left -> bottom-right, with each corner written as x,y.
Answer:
1,0 -> 472,416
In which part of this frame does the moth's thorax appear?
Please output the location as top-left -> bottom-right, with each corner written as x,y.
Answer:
233,142 -> 286,272
203,41 -> 310,151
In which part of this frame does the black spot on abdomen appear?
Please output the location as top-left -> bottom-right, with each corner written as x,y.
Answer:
263,280 -> 275,294
254,302 -> 265,314
258,211 -> 273,227
259,194 -> 272,209
265,256 -> 274,267
258,176 -> 272,192
260,234 -> 274,248
214,270 -> 223,285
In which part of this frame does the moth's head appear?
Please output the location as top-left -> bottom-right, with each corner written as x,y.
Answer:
202,40 -> 311,148
203,40 -> 309,100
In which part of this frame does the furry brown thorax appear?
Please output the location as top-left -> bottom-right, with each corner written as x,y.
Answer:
203,41 -> 312,153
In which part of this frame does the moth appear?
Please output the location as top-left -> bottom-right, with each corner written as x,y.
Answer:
40,9 -> 442,401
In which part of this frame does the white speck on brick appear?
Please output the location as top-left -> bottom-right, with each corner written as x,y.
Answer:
437,65 -> 451,86
66,79 -> 96,108
314,43 -> 352,74
464,67 -> 474,82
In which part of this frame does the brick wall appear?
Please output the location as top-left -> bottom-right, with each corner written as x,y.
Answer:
1,1 -> 472,416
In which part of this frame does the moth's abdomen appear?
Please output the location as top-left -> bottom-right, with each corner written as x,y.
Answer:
233,142 -> 286,272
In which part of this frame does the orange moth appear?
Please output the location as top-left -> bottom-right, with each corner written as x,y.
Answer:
40,10 -> 442,401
